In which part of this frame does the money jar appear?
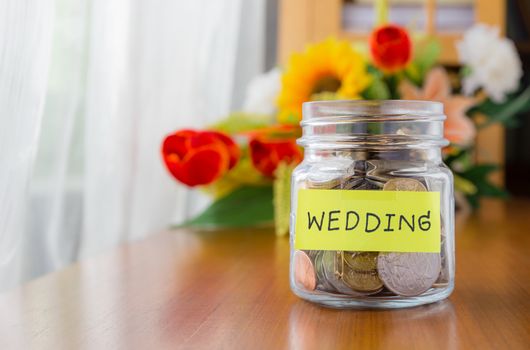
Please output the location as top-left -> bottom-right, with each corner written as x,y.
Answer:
290,100 -> 454,308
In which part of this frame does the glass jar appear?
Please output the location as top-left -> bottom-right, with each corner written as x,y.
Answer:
289,100 -> 454,309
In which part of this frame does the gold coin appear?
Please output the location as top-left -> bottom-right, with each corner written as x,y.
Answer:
306,169 -> 345,189
322,251 -> 366,296
340,252 -> 383,293
293,250 -> 316,291
306,178 -> 341,189
343,251 -> 379,271
383,178 -> 427,192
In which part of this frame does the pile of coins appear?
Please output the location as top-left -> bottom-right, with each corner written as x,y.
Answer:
295,249 -> 441,297
293,161 -> 446,298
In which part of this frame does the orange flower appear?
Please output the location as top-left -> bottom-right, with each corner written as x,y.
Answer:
249,135 -> 302,177
399,67 -> 477,145
370,24 -> 412,73
162,130 -> 240,187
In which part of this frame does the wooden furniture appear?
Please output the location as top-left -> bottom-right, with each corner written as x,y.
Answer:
0,199 -> 529,349
278,0 -> 506,184
278,0 -> 506,65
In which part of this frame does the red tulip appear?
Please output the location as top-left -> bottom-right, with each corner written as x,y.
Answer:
249,137 -> 302,177
162,129 -> 240,187
370,24 -> 412,73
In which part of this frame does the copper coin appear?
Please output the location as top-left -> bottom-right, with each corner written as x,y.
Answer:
293,250 -> 316,291
383,178 -> 427,191
377,252 -> 441,297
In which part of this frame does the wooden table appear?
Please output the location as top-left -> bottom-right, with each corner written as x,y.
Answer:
1,199 -> 529,349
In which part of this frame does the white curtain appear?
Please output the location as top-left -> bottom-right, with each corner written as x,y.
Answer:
0,0 -> 268,291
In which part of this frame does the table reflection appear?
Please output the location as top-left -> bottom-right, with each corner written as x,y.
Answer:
289,300 -> 457,349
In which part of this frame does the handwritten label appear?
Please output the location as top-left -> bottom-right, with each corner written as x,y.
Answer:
294,189 -> 441,253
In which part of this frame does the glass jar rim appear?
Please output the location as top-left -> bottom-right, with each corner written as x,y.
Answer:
299,100 -> 448,149
302,100 -> 445,125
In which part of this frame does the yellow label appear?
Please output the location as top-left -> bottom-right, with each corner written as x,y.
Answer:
295,189 -> 441,253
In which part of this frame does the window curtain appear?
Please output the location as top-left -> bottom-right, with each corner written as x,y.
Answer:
0,0 -> 268,291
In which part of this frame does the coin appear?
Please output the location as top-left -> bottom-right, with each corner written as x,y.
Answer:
313,251 -> 336,292
341,176 -> 383,190
306,160 -> 353,189
321,251 -> 366,296
377,252 -> 441,297
306,173 -> 341,189
341,252 -> 383,293
346,160 -> 373,177
383,178 -> 427,191
305,250 -> 319,260
340,176 -> 364,190
379,177 -> 441,296
293,250 -> 316,291
433,225 -> 449,287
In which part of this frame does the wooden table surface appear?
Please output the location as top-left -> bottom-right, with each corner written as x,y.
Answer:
1,199 -> 529,349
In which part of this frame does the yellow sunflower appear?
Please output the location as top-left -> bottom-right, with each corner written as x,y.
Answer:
277,38 -> 371,124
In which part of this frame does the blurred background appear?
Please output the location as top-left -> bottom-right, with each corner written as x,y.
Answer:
0,0 -> 529,292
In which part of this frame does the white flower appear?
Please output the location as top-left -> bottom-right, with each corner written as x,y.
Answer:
457,24 -> 522,103
242,67 -> 281,115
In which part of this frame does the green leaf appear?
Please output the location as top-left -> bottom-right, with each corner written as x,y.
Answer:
383,74 -> 401,99
465,182 -> 508,209
444,147 -> 472,168
458,163 -> 509,208
454,174 -> 477,195
475,182 -> 508,198
466,194 -> 479,209
180,186 -> 274,229
461,164 -> 499,181
416,40 -> 441,71
468,86 -> 530,128
362,77 -> 390,100
210,112 -> 272,134
406,39 -> 441,85
404,64 -> 422,87
443,147 -> 467,164
460,65 -> 472,78
273,162 -> 295,236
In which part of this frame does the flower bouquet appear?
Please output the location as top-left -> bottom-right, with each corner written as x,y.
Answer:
161,23 -> 529,235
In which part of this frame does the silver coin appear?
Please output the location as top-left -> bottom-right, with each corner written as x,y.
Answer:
365,160 -> 391,183
340,176 -> 364,189
341,176 -> 383,191
377,253 -> 441,297
434,225 -> 449,287
305,250 -> 319,260
347,160 -> 378,179
313,251 -> 336,292
321,251 -> 353,295
359,178 -> 384,190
